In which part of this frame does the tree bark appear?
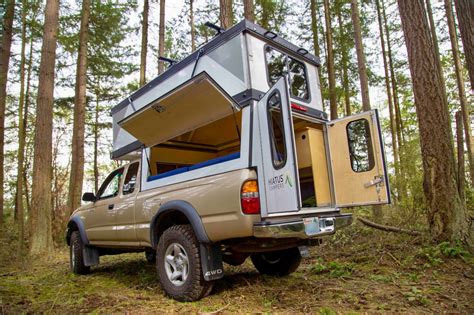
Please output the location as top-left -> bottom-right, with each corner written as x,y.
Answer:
323,0 -> 337,119
189,0 -> 196,52
139,0 -> 149,86
397,0 -> 470,243
219,0 -> 233,29
30,0 -> 60,256
453,0 -> 474,89
0,0 -> 15,227
158,0 -> 166,74
68,0 -> 90,215
93,93 -> 99,194
376,0 -> 400,202
445,0 -> 474,184
243,0 -> 254,22
455,111 -> 465,204
15,0 -> 28,255
350,0 -> 370,111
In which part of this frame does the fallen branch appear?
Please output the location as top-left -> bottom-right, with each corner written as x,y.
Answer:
357,217 -> 423,236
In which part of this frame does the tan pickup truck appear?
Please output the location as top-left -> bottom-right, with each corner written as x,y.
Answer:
66,20 -> 390,301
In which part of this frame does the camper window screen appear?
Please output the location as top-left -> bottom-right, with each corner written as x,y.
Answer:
346,119 -> 375,172
265,46 -> 309,101
267,91 -> 287,169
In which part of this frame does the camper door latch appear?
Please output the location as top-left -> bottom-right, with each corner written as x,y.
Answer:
364,176 -> 384,188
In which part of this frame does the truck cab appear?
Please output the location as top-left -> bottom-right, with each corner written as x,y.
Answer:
66,19 -> 390,302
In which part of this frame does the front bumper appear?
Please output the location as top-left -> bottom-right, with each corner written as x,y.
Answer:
253,214 -> 352,239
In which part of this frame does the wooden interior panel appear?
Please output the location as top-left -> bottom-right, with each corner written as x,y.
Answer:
295,126 -> 331,207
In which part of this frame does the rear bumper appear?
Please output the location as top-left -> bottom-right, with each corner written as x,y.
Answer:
253,213 -> 352,239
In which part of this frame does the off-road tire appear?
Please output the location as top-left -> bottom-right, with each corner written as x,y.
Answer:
145,249 -> 156,264
156,225 -> 214,301
70,231 -> 90,275
251,247 -> 301,276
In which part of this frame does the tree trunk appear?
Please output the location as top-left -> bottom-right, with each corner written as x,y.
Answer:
397,0 -> 470,243
30,0 -> 60,256
68,0 -> 90,215
310,0 -> 324,94
158,0 -> 166,74
382,0 -> 407,199
243,0 -> 254,22
376,0 -> 400,202
455,111 -> 465,204
336,10 -> 351,117
189,0 -> 196,52
219,0 -> 233,29
93,95 -> 99,193
350,0 -> 370,111
140,0 -> 149,86
0,0 -> 15,227
453,0 -> 474,88
15,0 -> 28,255
323,0 -> 337,119
445,0 -> 474,184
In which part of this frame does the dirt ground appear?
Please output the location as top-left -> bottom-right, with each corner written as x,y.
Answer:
1,222 -> 473,313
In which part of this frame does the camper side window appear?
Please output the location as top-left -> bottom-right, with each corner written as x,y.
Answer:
347,119 -> 375,172
265,46 -> 309,101
267,91 -> 287,169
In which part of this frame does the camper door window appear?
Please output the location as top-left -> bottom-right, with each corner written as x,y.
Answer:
265,46 -> 309,101
267,91 -> 287,169
346,119 -> 375,172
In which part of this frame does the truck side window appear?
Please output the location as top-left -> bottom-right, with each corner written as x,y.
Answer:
97,168 -> 124,200
347,119 -> 375,172
123,162 -> 139,195
265,46 -> 309,101
267,91 -> 287,169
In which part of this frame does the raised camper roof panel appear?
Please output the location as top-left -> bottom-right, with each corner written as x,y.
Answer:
111,19 -> 322,160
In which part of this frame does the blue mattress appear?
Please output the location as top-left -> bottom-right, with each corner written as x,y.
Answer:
147,152 -> 240,182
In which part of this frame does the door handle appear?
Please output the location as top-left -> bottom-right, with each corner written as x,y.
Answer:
364,176 -> 384,188
108,204 -> 114,210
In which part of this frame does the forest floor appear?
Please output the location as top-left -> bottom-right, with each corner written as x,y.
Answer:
1,220 -> 473,313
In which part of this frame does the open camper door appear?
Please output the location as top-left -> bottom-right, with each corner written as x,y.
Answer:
256,77 -> 300,217
328,110 -> 390,207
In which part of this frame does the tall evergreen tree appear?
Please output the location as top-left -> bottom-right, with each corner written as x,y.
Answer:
0,0 -> 15,226
219,0 -> 233,29
244,0 -> 254,22
453,0 -> 474,88
140,0 -> 149,86
323,0 -> 337,119
68,0 -> 91,215
397,0 -> 470,243
158,0 -> 166,74
30,0 -> 60,255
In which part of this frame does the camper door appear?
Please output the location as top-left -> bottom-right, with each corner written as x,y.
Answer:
328,110 -> 390,207
256,77 -> 300,217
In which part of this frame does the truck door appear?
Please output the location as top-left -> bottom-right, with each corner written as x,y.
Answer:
256,77 -> 300,217
327,110 -> 390,207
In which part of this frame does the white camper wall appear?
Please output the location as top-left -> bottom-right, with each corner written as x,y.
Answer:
245,34 -> 324,112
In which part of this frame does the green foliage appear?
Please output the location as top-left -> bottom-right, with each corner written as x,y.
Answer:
404,287 -> 430,305
311,259 -> 354,278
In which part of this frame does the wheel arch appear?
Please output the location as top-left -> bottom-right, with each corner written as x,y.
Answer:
66,215 -> 89,246
150,200 -> 210,249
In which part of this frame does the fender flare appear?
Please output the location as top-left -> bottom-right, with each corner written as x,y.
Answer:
66,215 -> 89,246
150,200 -> 210,248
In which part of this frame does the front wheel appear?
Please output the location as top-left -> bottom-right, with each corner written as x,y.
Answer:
70,231 -> 90,275
251,247 -> 301,276
156,225 -> 214,301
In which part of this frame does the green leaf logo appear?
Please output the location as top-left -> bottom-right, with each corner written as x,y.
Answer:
285,174 -> 293,187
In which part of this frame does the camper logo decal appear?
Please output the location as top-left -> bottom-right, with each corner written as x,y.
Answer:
268,173 -> 293,190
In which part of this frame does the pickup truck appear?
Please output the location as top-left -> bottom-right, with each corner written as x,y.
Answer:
66,20 -> 389,302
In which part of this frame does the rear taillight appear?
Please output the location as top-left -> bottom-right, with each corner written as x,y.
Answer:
241,180 -> 260,215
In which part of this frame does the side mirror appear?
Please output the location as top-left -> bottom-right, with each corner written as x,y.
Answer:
82,192 -> 96,202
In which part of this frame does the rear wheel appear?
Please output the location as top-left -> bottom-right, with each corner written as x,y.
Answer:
251,247 -> 301,276
156,225 -> 214,301
70,231 -> 90,275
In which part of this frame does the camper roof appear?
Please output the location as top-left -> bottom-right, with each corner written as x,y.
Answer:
111,19 -> 321,116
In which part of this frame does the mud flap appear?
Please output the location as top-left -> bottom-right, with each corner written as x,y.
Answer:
200,244 -> 224,281
83,245 -> 99,267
